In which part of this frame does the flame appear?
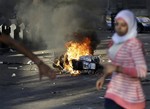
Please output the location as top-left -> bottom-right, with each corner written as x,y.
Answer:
64,37 -> 92,75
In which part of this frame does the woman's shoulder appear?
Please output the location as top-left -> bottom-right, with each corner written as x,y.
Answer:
125,37 -> 146,55
126,37 -> 142,47
125,37 -> 145,54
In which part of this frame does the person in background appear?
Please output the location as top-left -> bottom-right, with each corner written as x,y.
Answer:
0,34 -> 56,80
96,10 -> 147,109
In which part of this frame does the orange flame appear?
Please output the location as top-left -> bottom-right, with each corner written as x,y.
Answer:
64,38 -> 92,75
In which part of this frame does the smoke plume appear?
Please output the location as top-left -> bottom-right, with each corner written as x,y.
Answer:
15,0 -> 103,50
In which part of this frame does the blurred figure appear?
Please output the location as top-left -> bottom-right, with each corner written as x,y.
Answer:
0,24 -> 11,52
0,34 -> 56,80
111,12 -> 117,32
96,10 -> 147,109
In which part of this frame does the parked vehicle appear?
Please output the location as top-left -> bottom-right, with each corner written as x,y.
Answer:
136,16 -> 150,33
106,16 -> 150,33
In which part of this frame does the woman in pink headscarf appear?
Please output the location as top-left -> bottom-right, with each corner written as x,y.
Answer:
96,10 -> 147,109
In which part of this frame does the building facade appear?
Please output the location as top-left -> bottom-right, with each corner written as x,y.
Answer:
109,0 -> 150,16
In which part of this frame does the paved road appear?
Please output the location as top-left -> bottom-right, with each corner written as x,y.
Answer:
0,33 -> 150,109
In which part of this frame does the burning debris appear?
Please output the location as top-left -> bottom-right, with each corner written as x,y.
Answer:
53,31 -> 103,76
64,37 -> 92,75
53,37 -> 92,75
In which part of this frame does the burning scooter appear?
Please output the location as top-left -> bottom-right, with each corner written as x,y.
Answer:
53,32 -> 104,75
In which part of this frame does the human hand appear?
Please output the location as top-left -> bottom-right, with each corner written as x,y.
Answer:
96,76 -> 105,90
37,61 -> 57,80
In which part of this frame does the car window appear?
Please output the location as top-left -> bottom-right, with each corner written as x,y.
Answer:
137,17 -> 150,23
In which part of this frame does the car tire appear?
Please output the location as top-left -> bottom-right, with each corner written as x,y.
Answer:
137,25 -> 143,33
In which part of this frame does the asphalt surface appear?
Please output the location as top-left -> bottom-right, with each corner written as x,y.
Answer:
0,33 -> 150,109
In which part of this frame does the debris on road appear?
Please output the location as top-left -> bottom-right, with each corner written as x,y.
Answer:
51,91 -> 61,94
27,60 -> 34,65
8,67 -> 18,70
99,96 -> 104,99
11,73 -> 16,77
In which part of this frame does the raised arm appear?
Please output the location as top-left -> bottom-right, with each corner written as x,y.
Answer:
0,34 -> 56,80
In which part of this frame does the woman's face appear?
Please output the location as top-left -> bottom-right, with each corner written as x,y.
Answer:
115,18 -> 128,36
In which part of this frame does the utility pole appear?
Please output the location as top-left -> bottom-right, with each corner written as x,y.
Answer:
116,0 -> 123,12
146,0 -> 150,17
107,0 -> 110,11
